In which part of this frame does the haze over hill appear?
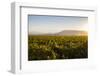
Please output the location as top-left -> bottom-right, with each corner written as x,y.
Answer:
29,30 -> 87,36
29,31 -> 43,35
55,30 -> 87,36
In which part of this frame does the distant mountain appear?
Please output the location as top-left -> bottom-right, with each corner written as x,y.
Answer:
29,30 -> 87,36
54,30 -> 87,36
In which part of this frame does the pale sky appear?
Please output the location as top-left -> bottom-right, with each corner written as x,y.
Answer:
28,15 -> 88,34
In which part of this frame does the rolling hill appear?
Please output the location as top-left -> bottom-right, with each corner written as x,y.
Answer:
29,30 -> 87,36
55,30 -> 87,36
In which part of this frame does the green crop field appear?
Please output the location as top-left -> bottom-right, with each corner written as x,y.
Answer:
28,35 -> 88,60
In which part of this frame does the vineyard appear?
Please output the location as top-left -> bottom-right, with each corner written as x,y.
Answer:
28,35 -> 88,60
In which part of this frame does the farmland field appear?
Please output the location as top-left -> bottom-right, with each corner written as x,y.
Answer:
28,35 -> 88,60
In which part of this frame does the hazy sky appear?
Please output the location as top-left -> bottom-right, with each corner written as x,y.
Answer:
28,15 -> 88,34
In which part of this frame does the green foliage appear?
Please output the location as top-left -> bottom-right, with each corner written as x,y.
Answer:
28,35 -> 88,60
